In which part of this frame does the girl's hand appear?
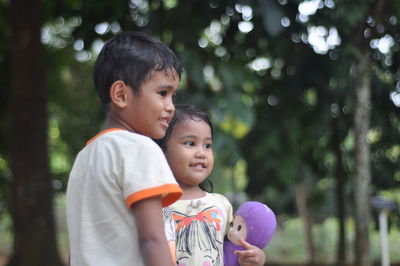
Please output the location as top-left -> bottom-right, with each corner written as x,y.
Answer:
235,238 -> 266,266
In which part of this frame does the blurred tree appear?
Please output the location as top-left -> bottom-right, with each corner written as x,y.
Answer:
0,0 -> 11,214
8,0 -> 64,265
315,1 -> 400,265
0,0 -> 399,265
237,0 -> 400,265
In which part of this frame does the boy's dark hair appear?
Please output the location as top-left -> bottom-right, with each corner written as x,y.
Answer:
93,31 -> 182,106
156,103 -> 214,192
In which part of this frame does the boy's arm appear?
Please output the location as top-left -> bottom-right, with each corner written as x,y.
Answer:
132,196 -> 175,266
235,238 -> 266,266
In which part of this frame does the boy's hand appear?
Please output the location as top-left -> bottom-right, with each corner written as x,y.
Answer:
235,238 -> 266,266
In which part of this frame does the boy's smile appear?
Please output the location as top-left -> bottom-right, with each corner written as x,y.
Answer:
159,117 -> 172,129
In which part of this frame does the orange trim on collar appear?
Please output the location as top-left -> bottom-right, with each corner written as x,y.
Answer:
126,183 -> 183,208
86,128 -> 127,145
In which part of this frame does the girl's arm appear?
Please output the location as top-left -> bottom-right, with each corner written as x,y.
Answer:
235,238 -> 266,266
132,196 -> 175,266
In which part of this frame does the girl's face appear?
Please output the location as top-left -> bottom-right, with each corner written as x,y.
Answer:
165,118 -> 214,188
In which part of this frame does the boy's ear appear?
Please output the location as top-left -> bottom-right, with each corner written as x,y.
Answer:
109,81 -> 129,108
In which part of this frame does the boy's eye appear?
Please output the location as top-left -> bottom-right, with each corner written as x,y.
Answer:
229,221 -> 234,228
158,90 -> 167,96
237,225 -> 242,231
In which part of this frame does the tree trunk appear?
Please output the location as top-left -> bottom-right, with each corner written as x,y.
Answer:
8,0 -> 64,265
295,182 -> 316,265
352,55 -> 372,266
331,114 -> 347,265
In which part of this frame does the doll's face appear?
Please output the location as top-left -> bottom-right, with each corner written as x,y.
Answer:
227,215 -> 247,245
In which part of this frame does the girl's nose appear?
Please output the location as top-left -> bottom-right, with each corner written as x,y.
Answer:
195,148 -> 206,158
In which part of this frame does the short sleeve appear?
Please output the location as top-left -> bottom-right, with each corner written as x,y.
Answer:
221,195 -> 234,235
115,133 -> 182,207
163,207 -> 177,242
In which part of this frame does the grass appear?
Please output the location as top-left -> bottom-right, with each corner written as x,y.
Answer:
0,212 -> 12,258
267,216 -> 400,264
1,193 -> 400,265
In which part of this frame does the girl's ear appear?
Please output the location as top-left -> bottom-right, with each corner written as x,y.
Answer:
109,80 -> 129,108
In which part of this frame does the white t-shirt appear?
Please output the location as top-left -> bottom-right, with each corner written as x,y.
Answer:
169,192 -> 233,266
67,129 -> 182,266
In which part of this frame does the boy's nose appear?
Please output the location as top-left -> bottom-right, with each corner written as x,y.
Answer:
165,101 -> 175,113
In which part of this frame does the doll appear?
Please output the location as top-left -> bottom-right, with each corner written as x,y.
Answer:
223,201 -> 277,266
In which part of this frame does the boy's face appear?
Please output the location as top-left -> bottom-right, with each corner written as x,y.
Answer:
123,70 -> 179,139
164,119 -> 214,188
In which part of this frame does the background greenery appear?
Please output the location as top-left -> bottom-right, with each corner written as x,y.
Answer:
1,0 -> 400,265
1,194 -> 400,264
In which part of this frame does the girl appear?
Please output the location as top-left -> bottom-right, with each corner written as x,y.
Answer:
157,104 -> 266,266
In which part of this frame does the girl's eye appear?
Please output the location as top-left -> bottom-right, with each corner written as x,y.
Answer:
184,141 -> 195,146
237,225 -> 242,231
159,90 -> 167,96
229,221 -> 234,228
204,143 -> 212,149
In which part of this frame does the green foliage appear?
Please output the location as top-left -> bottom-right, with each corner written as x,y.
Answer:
0,0 -> 400,252
0,210 -> 12,255
257,0 -> 285,37
239,0 -> 400,219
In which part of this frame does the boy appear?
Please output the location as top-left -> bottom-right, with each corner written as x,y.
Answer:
66,31 -> 183,266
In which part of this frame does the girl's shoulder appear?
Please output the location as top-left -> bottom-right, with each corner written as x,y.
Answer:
205,192 -> 232,208
205,192 -> 226,199
170,192 -> 232,212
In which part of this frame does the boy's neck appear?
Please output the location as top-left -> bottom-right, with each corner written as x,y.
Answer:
180,186 -> 206,200
102,112 -> 135,132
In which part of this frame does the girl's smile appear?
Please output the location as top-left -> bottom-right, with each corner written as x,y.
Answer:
164,118 -> 214,191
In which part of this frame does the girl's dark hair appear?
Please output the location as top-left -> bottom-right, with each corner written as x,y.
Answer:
93,31 -> 182,106
156,103 -> 213,192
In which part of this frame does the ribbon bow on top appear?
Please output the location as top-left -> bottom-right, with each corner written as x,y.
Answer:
173,206 -> 223,231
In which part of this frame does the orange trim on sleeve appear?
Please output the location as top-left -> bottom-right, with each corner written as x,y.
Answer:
126,183 -> 183,208
86,128 -> 126,145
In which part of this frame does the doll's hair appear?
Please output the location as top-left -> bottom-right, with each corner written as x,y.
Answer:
235,201 -> 277,248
